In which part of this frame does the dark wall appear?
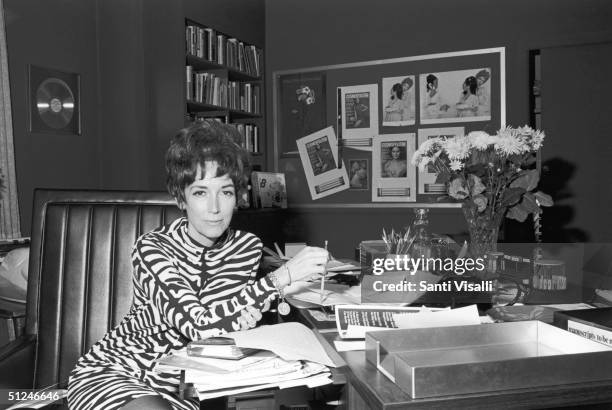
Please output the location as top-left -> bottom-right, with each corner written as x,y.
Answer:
4,0 -> 100,234
4,0 -> 265,235
265,0 -> 612,256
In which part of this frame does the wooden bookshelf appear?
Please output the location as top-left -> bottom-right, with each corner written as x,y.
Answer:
185,19 -> 265,167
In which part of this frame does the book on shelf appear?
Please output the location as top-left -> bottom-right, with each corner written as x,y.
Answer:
185,23 -> 262,78
553,307 -> 612,347
187,336 -> 261,360
250,172 -> 287,208
229,123 -> 259,153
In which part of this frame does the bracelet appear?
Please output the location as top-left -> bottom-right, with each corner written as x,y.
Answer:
267,270 -> 290,315
268,271 -> 283,296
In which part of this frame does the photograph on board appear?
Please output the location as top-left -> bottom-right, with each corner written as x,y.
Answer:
419,68 -> 491,124
297,126 -> 350,200
340,84 -> 378,142
348,159 -> 369,190
372,134 -> 416,202
277,71 -> 327,155
382,75 -> 415,126
380,141 -> 408,178
305,136 -> 337,176
417,127 -> 464,194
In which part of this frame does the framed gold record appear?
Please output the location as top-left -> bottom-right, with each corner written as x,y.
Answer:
28,65 -> 81,135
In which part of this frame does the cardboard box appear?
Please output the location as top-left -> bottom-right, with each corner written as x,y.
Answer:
553,307 -> 612,347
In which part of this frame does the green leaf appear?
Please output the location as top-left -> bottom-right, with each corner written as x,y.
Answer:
506,204 -> 529,222
521,193 -> 541,214
534,191 -> 554,207
510,169 -> 540,191
468,174 -> 486,196
501,187 -> 526,207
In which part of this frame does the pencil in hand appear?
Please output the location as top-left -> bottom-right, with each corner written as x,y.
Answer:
320,240 -> 328,304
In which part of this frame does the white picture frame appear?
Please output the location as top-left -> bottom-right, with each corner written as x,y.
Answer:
372,133 -> 416,202
296,126 -> 350,200
417,127 -> 465,195
340,84 -> 378,142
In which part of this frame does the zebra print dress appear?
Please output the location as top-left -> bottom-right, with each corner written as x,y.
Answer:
67,217 -> 277,410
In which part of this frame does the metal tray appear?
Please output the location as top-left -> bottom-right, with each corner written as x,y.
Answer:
365,321 -> 612,398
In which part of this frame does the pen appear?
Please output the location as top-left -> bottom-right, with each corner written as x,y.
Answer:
321,240 -> 328,304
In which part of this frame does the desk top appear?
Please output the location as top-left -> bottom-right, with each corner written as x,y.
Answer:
294,307 -> 612,410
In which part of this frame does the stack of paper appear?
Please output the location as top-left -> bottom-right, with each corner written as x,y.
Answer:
155,322 -> 336,399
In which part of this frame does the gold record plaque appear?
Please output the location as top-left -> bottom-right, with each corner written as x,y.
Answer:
29,66 -> 80,134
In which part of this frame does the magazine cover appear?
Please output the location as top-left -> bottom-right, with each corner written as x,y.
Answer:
296,126 -> 350,200
251,172 -> 288,208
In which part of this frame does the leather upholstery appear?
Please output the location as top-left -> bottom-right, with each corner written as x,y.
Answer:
26,190 -> 182,389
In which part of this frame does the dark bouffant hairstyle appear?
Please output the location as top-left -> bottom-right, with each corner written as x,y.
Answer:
391,83 -> 403,100
165,121 -> 250,204
464,76 -> 478,95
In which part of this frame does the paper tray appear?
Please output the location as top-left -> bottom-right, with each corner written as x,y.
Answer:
365,321 -> 612,398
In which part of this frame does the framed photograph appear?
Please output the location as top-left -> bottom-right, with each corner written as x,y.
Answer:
382,75 -> 415,126
372,134 -> 416,202
340,84 -> 378,141
348,159 -> 369,190
275,71 -> 326,156
419,67 -> 492,124
417,127 -> 465,194
28,65 -> 81,135
297,126 -> 350,200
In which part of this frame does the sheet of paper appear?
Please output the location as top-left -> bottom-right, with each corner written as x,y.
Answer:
335,304 -> 448,338
334,339 -> 366,351
195,372 -> 332,400
393,304 -> 481,329
226,322 -> 338,367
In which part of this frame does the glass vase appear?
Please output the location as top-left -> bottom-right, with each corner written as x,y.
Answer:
462,204 -> 502,262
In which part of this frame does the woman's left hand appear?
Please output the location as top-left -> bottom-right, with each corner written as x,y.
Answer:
237,305 -> 262,330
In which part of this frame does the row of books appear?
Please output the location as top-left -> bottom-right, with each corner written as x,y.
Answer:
186,67 -> 261,114
186,24 -> 262,78
231,123 -> 260,153
188,115 -> 260,154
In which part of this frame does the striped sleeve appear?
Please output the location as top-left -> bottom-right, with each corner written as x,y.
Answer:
132,235 -> 277,341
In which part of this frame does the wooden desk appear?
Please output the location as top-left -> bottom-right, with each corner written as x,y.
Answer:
294,308 -> 612,410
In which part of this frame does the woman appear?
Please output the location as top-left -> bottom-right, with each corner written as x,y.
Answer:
383,83 -> 403,122
475,69 -> 490,116
400,77 -> 414,121
383,145 -> 407,178
423,74 -> 449,118
456,76 -> 479,117
67,122 -> 328,410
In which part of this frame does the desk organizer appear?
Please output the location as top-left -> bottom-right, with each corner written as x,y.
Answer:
365,321 -> 612,398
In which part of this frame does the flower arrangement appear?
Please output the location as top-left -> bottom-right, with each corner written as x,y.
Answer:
411,126 -> 553,257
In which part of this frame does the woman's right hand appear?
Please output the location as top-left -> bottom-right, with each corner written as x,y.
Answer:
273,246 -> 329,287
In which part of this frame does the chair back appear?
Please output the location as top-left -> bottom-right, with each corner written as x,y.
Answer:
25,190 -> 181,388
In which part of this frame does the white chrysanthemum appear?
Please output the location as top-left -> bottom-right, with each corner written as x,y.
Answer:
418,156 -> 432,172
411,150 -> 425,167
529,129 -> 545,150
449,159 -> 464,171
467,131 -> 494,150
443,136 -> 471,160
494,136 -> 524,155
